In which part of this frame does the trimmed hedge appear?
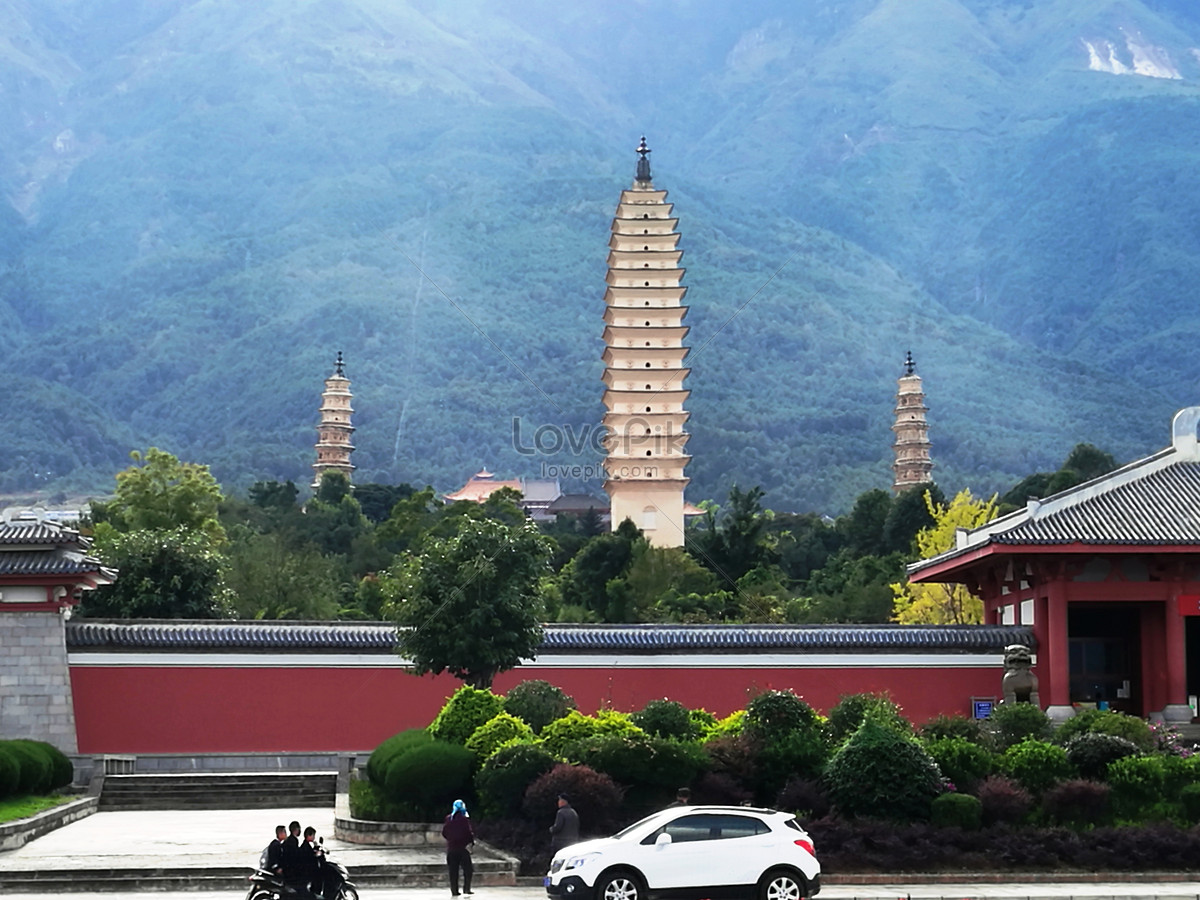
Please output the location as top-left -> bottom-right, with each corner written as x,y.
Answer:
2,740 -> 52,795
987,703 -> 1052,751
1064,732 -> 1139,781
823,719 -> 943,821
631,699 -> 700,741
827,692 -> 909,745
924,736 -> 994,794
465,712 -> 535,758
0,746 -> 20,798
540,710 -> 643,757
382,740 -> 475,820
930,792 -> 982,830
429,687 -> 504,746
1001,739 -> 1073,796
503,681 -> 575,734
475,743 -> 557,818
367,729 -> 434,788
522,763 -> 624,834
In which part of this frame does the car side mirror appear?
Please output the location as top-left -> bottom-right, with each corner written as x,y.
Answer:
655,832 -> 672,849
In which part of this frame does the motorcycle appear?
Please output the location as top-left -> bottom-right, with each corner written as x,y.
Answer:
247,838 -> 359,900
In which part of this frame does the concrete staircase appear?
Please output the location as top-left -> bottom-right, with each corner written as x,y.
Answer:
98,771 -> 337,810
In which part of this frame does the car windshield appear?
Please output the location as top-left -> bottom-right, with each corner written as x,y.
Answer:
612,811 -> 670,840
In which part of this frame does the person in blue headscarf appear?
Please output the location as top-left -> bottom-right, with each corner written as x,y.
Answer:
442,799 -> 475,896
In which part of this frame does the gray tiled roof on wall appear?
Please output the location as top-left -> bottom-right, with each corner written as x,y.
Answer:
65,620 -> 1034,653
0,552 -> 108,576
994,461 -> 1200,545
0,523 -> 77,544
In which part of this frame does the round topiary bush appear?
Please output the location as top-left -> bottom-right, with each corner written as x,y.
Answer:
466,712 -> 536,759
523,763 -> 624,834
475,742 -> 557,818
1040,778 -> 1111,827
1054,709 -> 1154,752
826,692 -> 909,745
822,719 -> 943,821
564,733 -> 708,813
1107,754 -> 1167,819
744,690 -> 820,744
930,792 -> 982,829
923,736 -> 995,794
429,686 -> 504,746
0,745 -> 20,799
1,740 -> 52,795
540,710 -> 644,757
382,740 -> 476,820
755,728 -> 831,801
919,714 -> 986,746
987,703 -> 1052,751
1064,732 -> 1139,781
631,699 -> 700,741
28,741 -> 74,790
367,729 -> 435,788
1001,739 -> 1074,795
975,775 -> 1032,826
503,680 -> 576,733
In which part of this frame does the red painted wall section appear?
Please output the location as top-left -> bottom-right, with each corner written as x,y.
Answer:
71,662 -> 1006,754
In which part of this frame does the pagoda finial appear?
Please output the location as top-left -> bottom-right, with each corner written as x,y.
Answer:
635,135 -> 652,183
335,351 -> 345,377
904,350 -> 915,376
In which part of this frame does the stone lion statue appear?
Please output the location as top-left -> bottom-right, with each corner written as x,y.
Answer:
1001,643 -> 1040,706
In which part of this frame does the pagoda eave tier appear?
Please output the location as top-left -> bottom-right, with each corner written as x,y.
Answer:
613,218 -> 679,234
616,201 -> 673,217
619,187 -> 668,201
603,411 -> 691,426
609,233 -> 680,250
601,347 -> 689,365
602,370 -> 689,389
606,268 -> 686,286
604,478 -> 691,490
607,249 -> 684,266
604,293 -> 688,312
602,325 -> 690,344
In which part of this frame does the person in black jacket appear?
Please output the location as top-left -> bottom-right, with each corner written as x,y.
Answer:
550,794 -> 580,853
282,821 -> 303,890
442,799 -> 475,896
265,824 -> 287,874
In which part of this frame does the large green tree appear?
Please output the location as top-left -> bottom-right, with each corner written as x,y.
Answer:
383,516 -> 553,689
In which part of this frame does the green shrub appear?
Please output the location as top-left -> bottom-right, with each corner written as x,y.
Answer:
349,779 -> 419,822
1064,732 -> 1139,781
1108,755 -> 1167,819
919,714 -> 986,745
703,710 -> 745,740
756,728 -> 831,802
565,734 -> 708,812
1001,739 -> 1074,795
0,746 -> 20,798
466,712 -> 535,758
475,743 -> 557,818
1181,782 -> 1200,824
1162,754 -> 1197,795
923,737 -> 994,794
822,719 -> 943,821
631,699 -> 700,740
1040,778 -> 1111,827
429,686 -> 504,746
744,690 -> 820,743
540,710 -> 644,756
367,729 -> 434,788
827,693 -> 910,745
930,792 -> 982,829
1054,709 -> 1154,752
382,740 -> 476,820
987,703 -> 1052,751
28,742 -> 74,790
523,763 -> 625,833
1,741 -> 52,795
689,708 -> 718,736
503,681 -> 576,733
975,775 -> 1032,826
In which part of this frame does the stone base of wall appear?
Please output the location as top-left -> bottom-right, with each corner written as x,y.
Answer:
0,796 -> 97,852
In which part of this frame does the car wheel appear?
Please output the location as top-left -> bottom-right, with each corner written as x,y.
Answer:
758,867 -> 806,900
596,869 -> 644,900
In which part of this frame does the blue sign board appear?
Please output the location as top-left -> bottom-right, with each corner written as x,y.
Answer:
971,697 -> 996,719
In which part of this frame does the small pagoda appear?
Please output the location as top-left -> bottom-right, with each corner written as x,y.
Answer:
312,352 -> 355,489
891,351 -> 933,494
601,137 -> 691,547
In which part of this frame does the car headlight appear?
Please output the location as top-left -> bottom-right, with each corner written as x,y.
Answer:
564,852 -> 600,871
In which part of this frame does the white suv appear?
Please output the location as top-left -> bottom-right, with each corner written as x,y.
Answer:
545,805 -> 820,900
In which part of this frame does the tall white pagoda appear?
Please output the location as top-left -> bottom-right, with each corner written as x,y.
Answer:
891,351 -> 933,493
601,138 -> 691,547
313,351 -> 356,489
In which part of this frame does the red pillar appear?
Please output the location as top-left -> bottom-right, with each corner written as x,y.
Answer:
1141,603 -> 1166,717
1043,581 -> 1071,717
1162,591 -> 1191,721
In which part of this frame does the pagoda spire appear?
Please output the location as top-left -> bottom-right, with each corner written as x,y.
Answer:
635,136 -> 652,184
601,139 -> 691,547
313,352 -> 356,489
891,351 -> 933,494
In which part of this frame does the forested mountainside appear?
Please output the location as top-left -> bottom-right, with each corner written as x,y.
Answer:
3,0 -> 1200,512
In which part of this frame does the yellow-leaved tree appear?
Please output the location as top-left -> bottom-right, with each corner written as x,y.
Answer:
891,488 -> 999,624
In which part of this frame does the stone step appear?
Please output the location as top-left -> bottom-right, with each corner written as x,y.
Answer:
0,860 -> 519,892
99,772 -> 336,810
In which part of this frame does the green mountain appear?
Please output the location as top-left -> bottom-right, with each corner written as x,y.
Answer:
2,0 -> 1199,512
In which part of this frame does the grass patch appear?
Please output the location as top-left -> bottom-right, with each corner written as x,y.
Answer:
0,794 -> 74,824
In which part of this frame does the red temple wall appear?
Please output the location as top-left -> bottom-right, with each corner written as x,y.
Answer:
69,660 -> 1006,754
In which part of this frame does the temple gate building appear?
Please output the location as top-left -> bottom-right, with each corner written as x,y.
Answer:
601,138 -> 692,547
910,406 -> 1200,723
312,352 -> 355,489
892,351 -> 933,494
